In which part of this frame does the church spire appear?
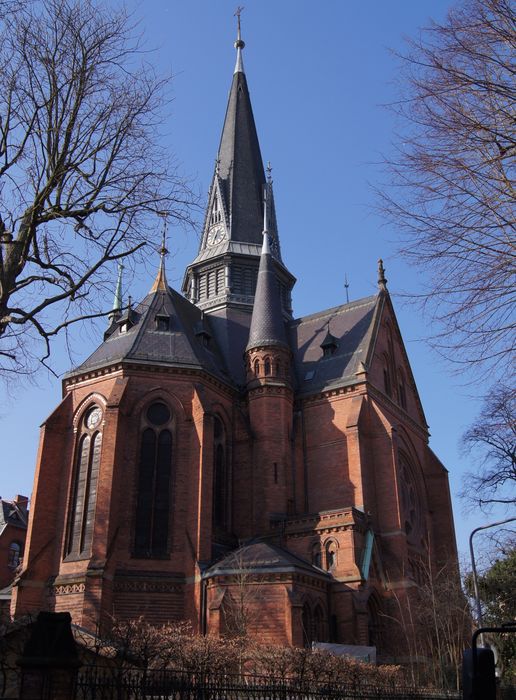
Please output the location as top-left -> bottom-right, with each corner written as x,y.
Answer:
206,17 -> 266,248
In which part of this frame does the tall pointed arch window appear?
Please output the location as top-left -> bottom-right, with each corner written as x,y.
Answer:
66,406 -> 103,558
324,539 -> 337,571
134,401 -> 173,558
212,417 -> 228,532
302,602 -> 313,648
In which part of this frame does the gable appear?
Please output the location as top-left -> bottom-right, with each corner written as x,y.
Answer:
367,294 -> 427,431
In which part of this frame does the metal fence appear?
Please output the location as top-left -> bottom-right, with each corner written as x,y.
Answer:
74,669 -> 462,700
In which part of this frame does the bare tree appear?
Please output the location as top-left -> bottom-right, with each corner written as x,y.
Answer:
0,0 -> 195,377
461,384 -> 515,509
380,0 -> 515,376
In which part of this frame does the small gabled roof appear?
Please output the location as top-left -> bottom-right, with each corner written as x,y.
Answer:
0,497 -> 29,535
66,285 -> 231,383
204,541 -> 332,580
289,294 -> 381,395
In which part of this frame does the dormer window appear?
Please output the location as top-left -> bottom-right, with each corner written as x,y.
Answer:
194,318 -> 212,348
155,315 -> 170,332
320,329 -> 338,357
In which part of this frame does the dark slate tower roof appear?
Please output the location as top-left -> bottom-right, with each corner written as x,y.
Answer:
247,231 -> 288,351
66,267 -> 230,382
190,26 -> 282,259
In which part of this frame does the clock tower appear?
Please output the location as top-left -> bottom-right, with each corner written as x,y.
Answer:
182,22 -> 295,385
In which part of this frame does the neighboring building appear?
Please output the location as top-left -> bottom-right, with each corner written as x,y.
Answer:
0,495 -> 28,590
0,495 -> 28,624
11,27 -> 458,660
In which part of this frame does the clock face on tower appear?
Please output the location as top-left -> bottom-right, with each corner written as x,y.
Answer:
207,224 -> 226,246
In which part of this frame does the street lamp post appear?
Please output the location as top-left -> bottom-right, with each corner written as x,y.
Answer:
469,516 -> 516,647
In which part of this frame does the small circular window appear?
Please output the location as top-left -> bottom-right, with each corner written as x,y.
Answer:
147,402 -> 171,426
85,407 -> 102,430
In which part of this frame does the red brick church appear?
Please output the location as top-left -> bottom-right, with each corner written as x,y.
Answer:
11,25 -> 458,659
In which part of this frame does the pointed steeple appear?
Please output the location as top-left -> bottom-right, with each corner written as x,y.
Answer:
246,206 -> 288,351
108,263 -> 124,322
182,14 -> 295,385
215,26 -> 265,246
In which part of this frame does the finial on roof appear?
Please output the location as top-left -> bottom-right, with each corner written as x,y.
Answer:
234,6 -> 245,74
263,182 -> 269,234
377,258 -> 387,291
108,262 -> 124,322
150,213 -> 169,293
344,273 -> 350,304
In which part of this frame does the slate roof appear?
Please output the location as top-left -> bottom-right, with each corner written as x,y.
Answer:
216,68 -> 267,248
69,270 -> 383,401
67,285 -> 231,382
288,294 -> 381,396
204,541 -> 331,580
247,234 -> 288,351
0,498 -> 28,536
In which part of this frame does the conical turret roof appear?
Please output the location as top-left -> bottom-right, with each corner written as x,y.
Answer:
247,232 -> 288,351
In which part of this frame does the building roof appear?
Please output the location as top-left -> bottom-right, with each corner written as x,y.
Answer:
289,294 -> 381,395
67,285 -> 231,382
204,541 -> 332,580
68,270 -> 383,401
247,232 -> 288,351
0,497 -> 29,536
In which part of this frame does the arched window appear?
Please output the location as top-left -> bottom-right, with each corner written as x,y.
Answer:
398,369 -> 407,409
325,540 -> 337,571
367,595 -> 382,648
212,417 -> 228,532
254,359 -> 260,376
311,542 -> 322,568
66,406 -> 103,558
134,401 -> 173,557
399,453 -> 424,547
313,605 -> 325,642
302,603 -> 312,647
383,362 -> 392,397
264,357 -> 271,376
8,541 -> 22,569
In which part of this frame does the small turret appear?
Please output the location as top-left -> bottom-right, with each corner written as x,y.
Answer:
244,194 -> 294,533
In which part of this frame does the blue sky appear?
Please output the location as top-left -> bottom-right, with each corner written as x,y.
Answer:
1,0 -> 512,564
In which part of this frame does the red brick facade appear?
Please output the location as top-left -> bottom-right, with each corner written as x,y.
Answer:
11,296 -> 458,659
10,33 -> 459,663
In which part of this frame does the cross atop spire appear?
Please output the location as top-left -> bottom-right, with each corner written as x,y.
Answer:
234,6 -> 245,74
150,213 -> 169,293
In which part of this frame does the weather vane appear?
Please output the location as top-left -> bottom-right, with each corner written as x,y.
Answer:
157,211 -> 169,258
234,6 -> 245,48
